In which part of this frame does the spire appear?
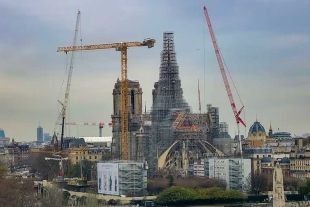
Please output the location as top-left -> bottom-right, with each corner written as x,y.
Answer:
269,122 -> 272,131
145,102 -> 146,114
151,32 -> 190,122
139,114 -> 144,133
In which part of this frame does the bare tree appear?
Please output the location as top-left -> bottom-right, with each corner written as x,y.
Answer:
243,174 -> 252,193
23,153 -> 55,180
252,173 -> 270,195
85,193 -> 99,207
40,186 -> 64,207
0,178 -> 37,207
0,159 -> 7,179
284,177 -> 301,191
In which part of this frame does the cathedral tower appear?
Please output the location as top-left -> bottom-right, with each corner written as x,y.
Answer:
111,79 -> 143,159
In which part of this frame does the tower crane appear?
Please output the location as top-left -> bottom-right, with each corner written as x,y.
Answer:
57,38 -> 156,160
203,7 -> 246,156
54,10 -> 81,151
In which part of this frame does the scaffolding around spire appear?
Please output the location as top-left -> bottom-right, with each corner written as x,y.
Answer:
151,31 -> 190,123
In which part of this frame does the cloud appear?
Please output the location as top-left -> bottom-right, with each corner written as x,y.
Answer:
0,0 -> 309,141
268,34 -> 310,48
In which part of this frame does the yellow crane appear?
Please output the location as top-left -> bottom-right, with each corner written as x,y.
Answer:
57,38 -> 156,160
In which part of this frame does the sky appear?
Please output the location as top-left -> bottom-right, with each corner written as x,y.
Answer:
0,0 -> 309,141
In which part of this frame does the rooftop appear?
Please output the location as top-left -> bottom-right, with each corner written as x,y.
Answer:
79,137 -> 112,143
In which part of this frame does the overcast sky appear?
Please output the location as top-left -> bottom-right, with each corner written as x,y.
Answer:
0,0 -> 309,141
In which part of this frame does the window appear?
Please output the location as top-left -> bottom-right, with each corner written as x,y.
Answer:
89,156 -> 91,159
95,156 -> 97,159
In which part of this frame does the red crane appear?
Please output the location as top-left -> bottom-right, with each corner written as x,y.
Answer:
203,7 -> 246,128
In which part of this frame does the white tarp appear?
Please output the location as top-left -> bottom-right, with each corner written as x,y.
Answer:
97,163 -> 119,195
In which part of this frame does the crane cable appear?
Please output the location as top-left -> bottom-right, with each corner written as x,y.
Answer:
79,13 -> 83,58
217,37 -> 247,136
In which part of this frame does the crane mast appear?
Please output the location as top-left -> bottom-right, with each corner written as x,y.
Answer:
198,79 -> 201,114
203,6 -> 246,156
55,10 -> 81,151
57,38 -> 155,160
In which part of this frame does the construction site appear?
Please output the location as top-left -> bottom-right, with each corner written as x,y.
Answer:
49,6 -> 246,188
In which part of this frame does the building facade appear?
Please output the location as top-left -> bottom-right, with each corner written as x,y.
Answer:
290,137 -> 310,179
69,146 -> 105,165
44,133 -> 52,142
192,160 -> 205,177
111,79 -> 143,160
245,120 -> 267,147
205,158 -> 251,191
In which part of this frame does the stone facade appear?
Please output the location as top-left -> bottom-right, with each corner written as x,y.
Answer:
245,120 -> 267,147
111,79 -> 143,159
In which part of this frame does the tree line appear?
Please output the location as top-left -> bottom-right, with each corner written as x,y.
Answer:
156,186 -> 247,205
147,176 -> 226,195
246,173 -> 301,195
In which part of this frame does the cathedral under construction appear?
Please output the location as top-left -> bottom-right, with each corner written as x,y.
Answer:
111,32 -> 225,178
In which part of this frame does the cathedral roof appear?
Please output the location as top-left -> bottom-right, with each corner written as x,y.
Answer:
249,120 -> 266,134
261,156 -> 271,163
280,157 -> 290,164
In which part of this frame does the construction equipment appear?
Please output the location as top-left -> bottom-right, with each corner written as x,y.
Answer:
45,156 -> 69,179
198,79 -> 201,114
29,149 -> 72,155
57,38 -> 156,160
203,7 -> 246,155
55,10 -> 81,151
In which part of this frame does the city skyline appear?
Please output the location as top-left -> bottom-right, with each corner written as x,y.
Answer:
0,0 -> 309,141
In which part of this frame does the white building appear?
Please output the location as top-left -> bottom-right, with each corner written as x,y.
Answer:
79,137 -> 112,148
193,160 -> 205,177
97,161 -> 147,196
205,158 -> 251,191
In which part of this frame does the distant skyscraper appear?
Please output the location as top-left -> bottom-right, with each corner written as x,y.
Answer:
37,126 -> 43,143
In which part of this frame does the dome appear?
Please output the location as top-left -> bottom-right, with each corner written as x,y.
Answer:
249,121 -> 265,134
219,132 -> 231,139
280,157 -> 290,164
261,156 -> 271,163
0,128 -> 5,138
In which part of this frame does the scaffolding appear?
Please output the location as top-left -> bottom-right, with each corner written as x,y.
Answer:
117,161 -> 147,196
147,32 -> 224,178
151,32 -> 190,123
